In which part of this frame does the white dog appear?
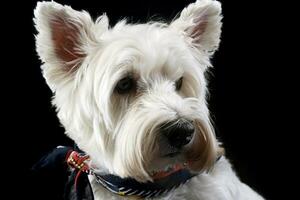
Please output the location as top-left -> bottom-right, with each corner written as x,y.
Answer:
34,0 -> 264,199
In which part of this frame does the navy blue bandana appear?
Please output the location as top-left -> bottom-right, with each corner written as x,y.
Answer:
33,146 -> 200,200
93,168 -> 196,199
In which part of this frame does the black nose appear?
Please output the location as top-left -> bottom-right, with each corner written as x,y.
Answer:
161,120 -> 195,149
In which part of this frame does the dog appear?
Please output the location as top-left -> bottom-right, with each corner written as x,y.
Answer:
34,0 -> 264,199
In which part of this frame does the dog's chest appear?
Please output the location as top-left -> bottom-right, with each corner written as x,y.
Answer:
88,158 -> 242,200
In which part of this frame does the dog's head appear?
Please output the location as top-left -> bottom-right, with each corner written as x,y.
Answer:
34,0 -> 223,182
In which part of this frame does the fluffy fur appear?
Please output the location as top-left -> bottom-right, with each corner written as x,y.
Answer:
34,0 -> 264,199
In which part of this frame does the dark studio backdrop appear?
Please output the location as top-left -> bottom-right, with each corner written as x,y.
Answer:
3,0 -> 286,199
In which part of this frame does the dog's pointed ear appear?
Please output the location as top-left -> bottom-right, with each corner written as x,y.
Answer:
170,0 -> 222,56
34,1 -> 108,91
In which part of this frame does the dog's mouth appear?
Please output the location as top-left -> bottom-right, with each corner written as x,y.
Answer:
148,145 -> 188,180
160,143 -> 184,158
149,163 -> 186,180
162,150 -> 181,158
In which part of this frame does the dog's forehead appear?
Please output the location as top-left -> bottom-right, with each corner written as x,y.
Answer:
100,23 -> 195,78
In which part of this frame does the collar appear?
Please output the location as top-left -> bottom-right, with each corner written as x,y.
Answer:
67,150 -> 197,199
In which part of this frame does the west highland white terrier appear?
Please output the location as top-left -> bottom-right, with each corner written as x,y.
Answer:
34,0 -> 264,199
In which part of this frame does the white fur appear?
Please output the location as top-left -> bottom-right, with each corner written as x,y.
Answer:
34,0 -> 264,199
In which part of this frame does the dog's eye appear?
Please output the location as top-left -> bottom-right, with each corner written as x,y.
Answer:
175,77 -> 183,90
116,76 -> 135,94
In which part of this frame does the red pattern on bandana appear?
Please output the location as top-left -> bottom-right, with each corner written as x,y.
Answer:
66,151 -> 91,189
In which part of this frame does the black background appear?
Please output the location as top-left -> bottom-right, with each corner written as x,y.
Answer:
3,0 -> 288,199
